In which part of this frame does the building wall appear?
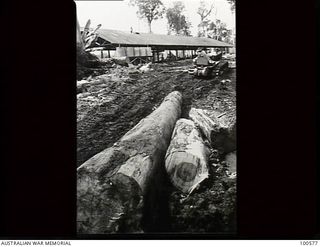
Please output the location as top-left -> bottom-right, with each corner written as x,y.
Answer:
115,47 -> 152,57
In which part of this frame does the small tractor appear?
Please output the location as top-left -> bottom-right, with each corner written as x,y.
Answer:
188,48 -> 229,78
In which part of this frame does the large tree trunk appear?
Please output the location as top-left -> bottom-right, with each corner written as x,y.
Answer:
148,20 -> 152,33
77,91 -> 182,234
165,118 -> 210,194
189,108 -> 236,153
188,108 -> 219,144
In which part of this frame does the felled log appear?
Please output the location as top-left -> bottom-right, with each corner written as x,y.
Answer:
165,119 -> 210,194
77,91 -> 182,234
189,108 -> 236,153
112,56 -> 129,66
189,108 -> 219,143
225,151 -> 237,175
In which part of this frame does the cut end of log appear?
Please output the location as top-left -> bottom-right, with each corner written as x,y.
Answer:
165,119 -> 210,194
167,154 -> 209,194
176,162 -> 198,182
77,173 -> 143,234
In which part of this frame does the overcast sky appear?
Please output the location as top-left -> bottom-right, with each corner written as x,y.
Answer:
76,0 -> 235,36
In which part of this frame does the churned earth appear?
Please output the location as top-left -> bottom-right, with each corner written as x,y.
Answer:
77,58 -> 236,233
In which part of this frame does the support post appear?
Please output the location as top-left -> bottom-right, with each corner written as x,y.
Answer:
152,50 -> 156,62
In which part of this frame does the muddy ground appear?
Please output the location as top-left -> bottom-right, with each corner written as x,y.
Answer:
77,59 -> 236,233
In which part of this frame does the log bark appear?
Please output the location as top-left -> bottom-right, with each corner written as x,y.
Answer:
165,118 -> 210,194
189,108 -> 219,143
77,91 -> 182,234
112,56 -> 129,66
189,108 -> 236,153
225,151 -> 236,174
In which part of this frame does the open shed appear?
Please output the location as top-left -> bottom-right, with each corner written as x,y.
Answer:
85,28 -> 234,62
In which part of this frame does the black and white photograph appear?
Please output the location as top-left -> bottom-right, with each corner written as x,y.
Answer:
76,0 -> 236,235
0,0 -> 318,242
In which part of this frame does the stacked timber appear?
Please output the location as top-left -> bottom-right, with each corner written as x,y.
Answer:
77,91 -> 182,234
165,119 -> 210,194
189,108 -> 236,153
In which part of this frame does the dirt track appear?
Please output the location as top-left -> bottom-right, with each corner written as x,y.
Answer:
77,59 -> 236,167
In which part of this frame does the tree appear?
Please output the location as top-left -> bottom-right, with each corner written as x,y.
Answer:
226,0 -> 235,44
206,19 -> 232,42
197,1 -> 215,37
166,1 -> 192,36
130,0 -> 165,33
216,21 -> 230,42
227,0 -> 236,12
206,21 -> 217,39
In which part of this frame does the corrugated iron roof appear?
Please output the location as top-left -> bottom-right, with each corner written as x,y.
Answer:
94,29 -> 233,48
